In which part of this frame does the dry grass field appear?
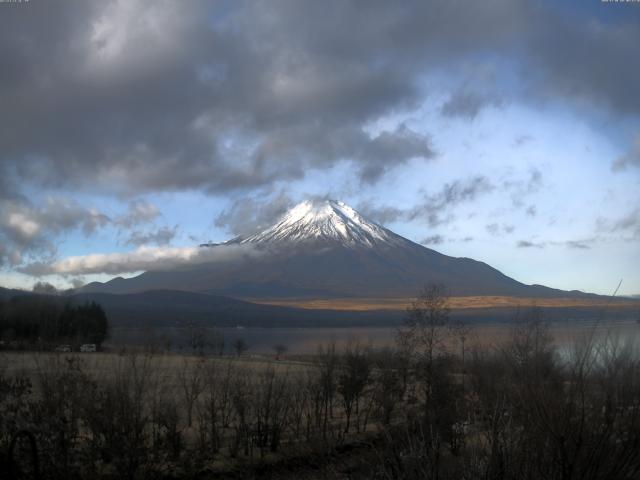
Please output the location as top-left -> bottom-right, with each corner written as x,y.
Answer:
4,314 -> 640,479
249,295 -> 640,311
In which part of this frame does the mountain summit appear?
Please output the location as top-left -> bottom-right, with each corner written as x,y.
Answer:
82,199 -> 587,299
230,199 -> 398,248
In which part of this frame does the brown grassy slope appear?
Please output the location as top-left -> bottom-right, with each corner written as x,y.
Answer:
249,296 -> 640,312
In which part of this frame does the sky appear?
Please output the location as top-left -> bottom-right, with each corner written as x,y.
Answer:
0,0 -> 638,296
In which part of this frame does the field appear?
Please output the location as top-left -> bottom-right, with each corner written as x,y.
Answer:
4,313 -> 640,479
250,295 -> 640,311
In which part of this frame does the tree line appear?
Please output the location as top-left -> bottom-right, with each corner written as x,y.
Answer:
0,295 -> 109,348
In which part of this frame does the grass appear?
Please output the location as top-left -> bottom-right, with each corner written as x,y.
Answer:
248,295 -> 640,311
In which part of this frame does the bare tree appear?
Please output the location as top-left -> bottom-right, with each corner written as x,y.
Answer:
178,357 -> 205,427
449,319 -> 473,394
273,343 -> 287,360
197,360 -> 235,455
210,328 -> 225,356
399,284 -> 452,399
338,342 -> 371,433
233,338 -> 248,357
315,343 -> 339,442
373,348 -> 406,425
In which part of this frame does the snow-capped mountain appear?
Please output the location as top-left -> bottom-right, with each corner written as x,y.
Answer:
229,199 -> 401,248
82,199 -> 586,299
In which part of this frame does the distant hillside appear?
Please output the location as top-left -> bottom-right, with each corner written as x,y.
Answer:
71,290 -> 403,327
2,287 -> 636,329
0,286 -> 30,300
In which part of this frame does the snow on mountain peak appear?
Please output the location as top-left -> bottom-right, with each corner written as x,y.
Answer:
234,199 -> 398,247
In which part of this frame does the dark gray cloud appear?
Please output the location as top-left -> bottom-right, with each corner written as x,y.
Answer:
504,168 -> 544,208
0,195 -> 167,266
526,205 -> 537,217
517,240 -> 545,249
0,0 -> 441,196
565,240 -> 591,250
357,175 -> 496,229
124,226 -> 178,247
441,89 -> 503,120
409,176 -> 495,227
0,196 -> 111,266
421,234 -> 445,246
486,223 -> 500,236
355,201 -> 405,225
598,208 -> 640,240
0,0 -> 638,200
215,192 -> 295,237
517,238 -> 596,250
513,135 -> 534,148
612,133 -> 640,171
486,223 -> 515,236
115,201 -> 160,229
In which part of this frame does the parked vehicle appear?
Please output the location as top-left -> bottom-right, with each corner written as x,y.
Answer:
80,343 -> 97,352
55,344 -> 72,353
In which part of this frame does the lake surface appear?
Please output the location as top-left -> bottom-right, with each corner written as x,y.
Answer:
110,318 -> 640,355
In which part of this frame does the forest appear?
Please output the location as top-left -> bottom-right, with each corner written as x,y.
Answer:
0,295 -> 109,348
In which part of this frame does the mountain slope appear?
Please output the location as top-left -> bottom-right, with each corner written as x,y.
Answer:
81,199 -> 595,299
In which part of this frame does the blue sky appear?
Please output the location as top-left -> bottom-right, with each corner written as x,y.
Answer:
0,1 -> 638,296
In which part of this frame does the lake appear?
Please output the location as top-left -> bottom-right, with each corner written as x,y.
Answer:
109,318 -> 640,355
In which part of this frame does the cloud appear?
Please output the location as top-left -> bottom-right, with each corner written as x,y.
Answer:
215,192 -> 294,237
357,175 -> 496,229
486,223 -> 515,236
0,196 -> 111,266
1,0 -> 637,203
355,201 -> 405,225
598,208 -> 640,240
124,225 -> 178,246
525,205 -> 537,217
409,175 -> 495,227
503,168 -> 543,208
0,195 -> 168,267
20,243 -> 262,276
0,0 -> 443,196
565,240 -> 591,250
612,132 -> 640,171
441,89 -> 502,120
513,135 -> 534,147
115,201 -> 160,228
421,234 -> 445,245
517,238 -> 596,250
517,240 -> 545,249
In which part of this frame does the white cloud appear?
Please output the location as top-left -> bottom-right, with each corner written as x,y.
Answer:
7,213 -> 40,239
20,243 -> 262,276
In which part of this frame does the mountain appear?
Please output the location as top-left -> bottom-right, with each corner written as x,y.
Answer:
81,199 -> 595,299
0,286 -> 31,300
229,200 -> 403,247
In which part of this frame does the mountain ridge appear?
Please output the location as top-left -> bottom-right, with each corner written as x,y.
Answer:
81,199 -> 600,299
